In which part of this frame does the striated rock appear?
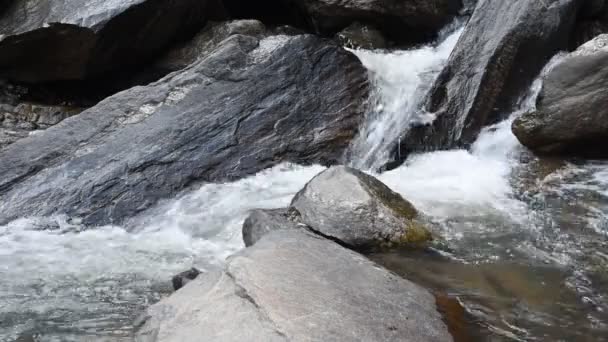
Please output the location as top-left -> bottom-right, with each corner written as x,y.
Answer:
0,0 -> 212,83
336,22 -> 387,49
242,208 -> 303,247
291,166 -> 431,248
399,0 -> 580,159
222,0 -> 461,43
512,34 -> 608,157
0,34 -> 369,225
135,229 -> 452,342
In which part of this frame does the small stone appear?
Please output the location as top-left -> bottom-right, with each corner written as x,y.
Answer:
172,268 -> 202,291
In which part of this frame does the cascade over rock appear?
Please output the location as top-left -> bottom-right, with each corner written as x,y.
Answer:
135,229 -> 452,342
222,0 -> 461,43
0,34 -> 369,226
513,34 -> 608,157
398,0 -> 580,159
0,0 -> 213,83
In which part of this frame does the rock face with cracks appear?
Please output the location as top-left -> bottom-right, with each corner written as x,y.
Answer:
135,229 -> 452,342
0,34 -> 369,226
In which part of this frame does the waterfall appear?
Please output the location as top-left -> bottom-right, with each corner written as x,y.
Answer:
348,25 -> 463,171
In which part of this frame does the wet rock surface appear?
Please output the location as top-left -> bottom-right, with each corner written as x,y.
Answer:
222,0 -> 461,43
0,0 -> 212,82
399,0 -> 579,158
0,34 -> 369,226
136,229 -> 452,342
291,166 -> 431,248
513,34 -> 608,157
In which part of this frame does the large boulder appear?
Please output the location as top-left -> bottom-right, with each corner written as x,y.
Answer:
222,0 -> 461,43
135,229 -> 452,342
0,0 -> 213,83
291,166 -> 431,248
0,34 -> 369,226
512,34 -> 608,157
398,0 -> 580,159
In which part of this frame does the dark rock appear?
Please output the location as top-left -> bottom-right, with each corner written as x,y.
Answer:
222,0 -> 461,43
336,22 -> 387,49
0,34 -> 369,226
242,208 -> 303,247
571,0 -> 608,48
291,166 -> 431,248
398,0 -> 580,160
149,20 -> 267,77
512,34 -> 608,157
172,268 -> 202,291
0,0 -> 211,83
135,229 -> 451,342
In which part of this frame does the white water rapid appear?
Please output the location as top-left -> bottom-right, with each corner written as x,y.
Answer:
2,24 -> 607,342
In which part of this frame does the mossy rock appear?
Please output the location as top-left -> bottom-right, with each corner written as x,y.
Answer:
292,165 -> 432,248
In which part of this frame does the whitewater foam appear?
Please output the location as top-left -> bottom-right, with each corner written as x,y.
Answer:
348,26 -> 463,171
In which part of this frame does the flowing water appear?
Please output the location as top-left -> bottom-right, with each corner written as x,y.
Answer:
2,24 -> 608,341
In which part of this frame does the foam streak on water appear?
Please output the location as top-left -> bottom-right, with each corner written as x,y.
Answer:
348,26 -> 463,171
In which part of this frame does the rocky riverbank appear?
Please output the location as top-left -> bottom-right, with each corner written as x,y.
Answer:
3,0 -> 608,340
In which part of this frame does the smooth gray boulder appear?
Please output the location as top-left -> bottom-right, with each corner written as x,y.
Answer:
222,0 -> 461,43
135,229 -> 452,342
0,0 -> 212,82
242,208 -> 303,247
291,166 -> 431,247
398,0 -> 580,159
0,34 -> 369,226
512,34 -> 608,157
